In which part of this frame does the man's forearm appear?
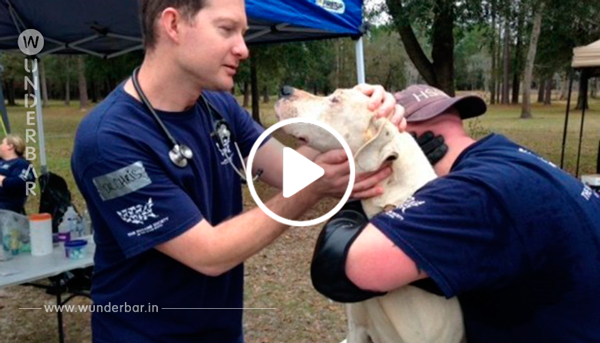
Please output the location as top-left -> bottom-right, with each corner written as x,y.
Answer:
163,188 -> 320,277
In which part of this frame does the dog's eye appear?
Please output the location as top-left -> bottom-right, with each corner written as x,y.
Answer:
330,96 -> 340,104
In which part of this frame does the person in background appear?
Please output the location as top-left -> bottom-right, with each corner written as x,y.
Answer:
0,134 -> 35,213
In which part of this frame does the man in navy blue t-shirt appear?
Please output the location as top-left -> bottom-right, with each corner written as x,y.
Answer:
341,85 -> 600,342
71,0 -> 402,342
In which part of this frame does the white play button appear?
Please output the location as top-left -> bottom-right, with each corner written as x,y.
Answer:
282,147 -> 325,198
246,117 -> 355,227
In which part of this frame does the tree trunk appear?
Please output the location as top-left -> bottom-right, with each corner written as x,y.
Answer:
243,81 -> 249,108
501,16 -> 511,104
490,0 -> 497,105
520,6 -> 543,119
77,56 -> 88,110
39,58 -> 49,107
537,78 -> 545,103
387,0 -> 455,95
496,81 -> 501,104
6,80 -> 16,106
511,9 -> 524,105
262,86 -> 270,104
90,79 -> 97,103
544,78 -> 552,105
250,53 -> 261,125
592,78 -> 598,99
431,0 -> 455,96
495,23 -> 502,105
576,70 -> 589,110
512,76 -> 520,104
65,76 -> 70,106
560,72 -> 568,100
93,79 -> 100,103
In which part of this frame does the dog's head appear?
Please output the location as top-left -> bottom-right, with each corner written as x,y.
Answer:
275,87 -> 399,172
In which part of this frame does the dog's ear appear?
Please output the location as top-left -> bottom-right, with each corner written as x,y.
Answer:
354,118 -> 399,173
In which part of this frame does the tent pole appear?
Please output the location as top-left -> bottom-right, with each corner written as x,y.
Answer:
560,70 -> 574,169
32,58 -> 48,175
0,69 -> 10,135
355,36 -> 365,84
575,69 -> 589,178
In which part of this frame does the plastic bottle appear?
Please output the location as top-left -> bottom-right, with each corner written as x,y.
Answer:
59,206 -> 79,241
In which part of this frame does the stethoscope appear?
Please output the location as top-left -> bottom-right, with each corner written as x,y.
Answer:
131,67 -> 262,182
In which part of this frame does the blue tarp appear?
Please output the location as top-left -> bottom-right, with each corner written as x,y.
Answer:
0,0 -> 364,56
0,0 -> 364,134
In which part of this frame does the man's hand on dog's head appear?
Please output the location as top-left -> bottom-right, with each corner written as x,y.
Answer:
354,84 -> 407,131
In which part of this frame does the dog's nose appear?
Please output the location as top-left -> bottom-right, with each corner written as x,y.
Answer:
280,86 -> 295,98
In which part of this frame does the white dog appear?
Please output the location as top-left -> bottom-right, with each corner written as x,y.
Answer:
275,88 -> 465,343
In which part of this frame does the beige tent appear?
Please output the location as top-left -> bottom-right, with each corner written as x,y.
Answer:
560,39 -> 600,176
572,39 -> 600,68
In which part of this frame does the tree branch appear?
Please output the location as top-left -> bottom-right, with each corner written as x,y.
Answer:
386,0 -> 437,86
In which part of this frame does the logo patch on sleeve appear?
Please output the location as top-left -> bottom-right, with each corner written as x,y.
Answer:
117,198 -> 159,225
93,161 -> 152,201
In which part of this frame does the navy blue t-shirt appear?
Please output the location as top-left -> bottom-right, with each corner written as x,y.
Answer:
371,134 -> 600,343
0,157 -> 35,213
72,84 -> 264,342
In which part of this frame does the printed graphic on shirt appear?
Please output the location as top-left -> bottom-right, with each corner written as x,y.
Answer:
126,216 -> 170,238
383,196 -> 426,221
117,198 -> 159,225
398,196 -> 426,213
518,148 -> 557,168
582,185 -> 594,201
214,123 -> 235,166
93,161 -> 152,201
20,164 -> 37,182
384,211 -> 404,221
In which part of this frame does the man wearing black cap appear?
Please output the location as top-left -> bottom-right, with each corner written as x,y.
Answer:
322,85 -> 600,342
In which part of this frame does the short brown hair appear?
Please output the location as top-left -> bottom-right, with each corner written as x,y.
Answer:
5,134 -> 25,157
139,0 -> 206,51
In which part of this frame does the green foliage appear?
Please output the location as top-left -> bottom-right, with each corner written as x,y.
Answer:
0,52 -> 26,81
364,27 -> 407,92
466,117 -> 492,139
535,0 -> 600,78
454,26 -> 490,90
236,40 -> 336,95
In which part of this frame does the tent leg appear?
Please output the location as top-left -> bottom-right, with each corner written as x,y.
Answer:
0,70 -> 10,135
560,71 -> 574,169
575,70 -> 589,178
355,37 -> 365,84
32,58 -> 48,174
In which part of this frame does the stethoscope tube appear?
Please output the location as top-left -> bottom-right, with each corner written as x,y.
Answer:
132,67 -> 193,168
130,67 -> 262,182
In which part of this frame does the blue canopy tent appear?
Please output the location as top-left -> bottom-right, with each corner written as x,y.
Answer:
0,0 -> 366,173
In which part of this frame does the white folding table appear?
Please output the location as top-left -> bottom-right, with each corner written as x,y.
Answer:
0,237 -> 95,343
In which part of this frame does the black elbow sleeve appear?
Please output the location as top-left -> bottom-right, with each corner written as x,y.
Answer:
310,201 -> 386,303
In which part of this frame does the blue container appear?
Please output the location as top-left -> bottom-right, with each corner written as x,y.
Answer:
64,239 -> 88,259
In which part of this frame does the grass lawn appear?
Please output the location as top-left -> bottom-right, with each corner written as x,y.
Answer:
1,95 -> 599,343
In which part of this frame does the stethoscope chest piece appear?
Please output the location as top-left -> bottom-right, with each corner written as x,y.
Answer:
169,144 -> 194,168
